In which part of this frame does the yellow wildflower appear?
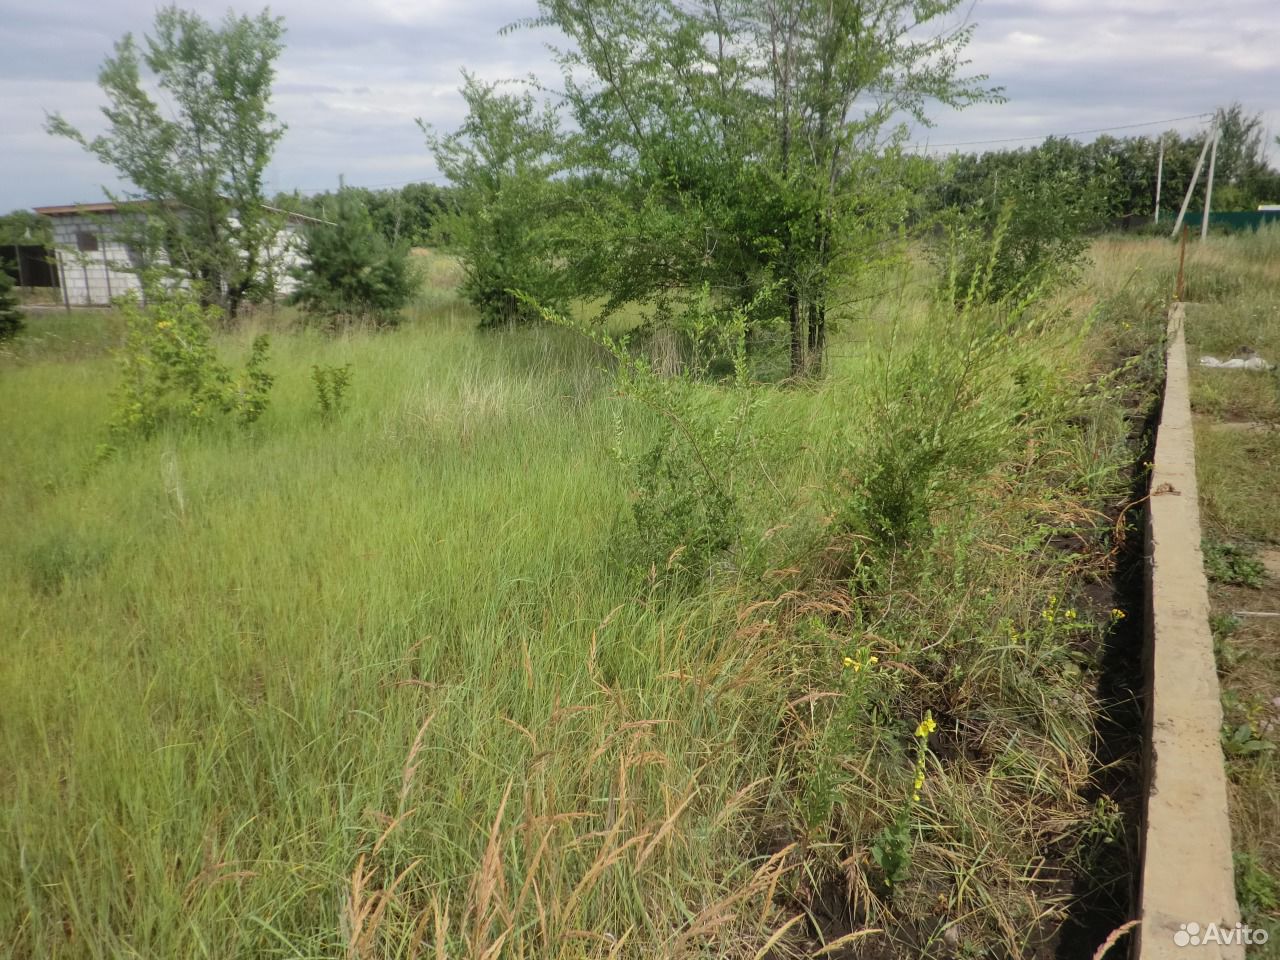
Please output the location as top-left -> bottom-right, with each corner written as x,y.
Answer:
1065,609 -> 1077,621
915,713 -> 937,738
842,656 -> 854,669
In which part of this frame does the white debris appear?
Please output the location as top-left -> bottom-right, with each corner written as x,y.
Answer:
1199,355 -> 1273,371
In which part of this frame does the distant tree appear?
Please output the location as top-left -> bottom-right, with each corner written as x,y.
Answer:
288,188 -> 418,327
0,266 -> 24,340
526,0 -> 996,374
47,6 -> 286,318
426,74 -> 566,327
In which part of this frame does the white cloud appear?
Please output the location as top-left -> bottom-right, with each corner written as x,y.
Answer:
2,0 -> 1277,211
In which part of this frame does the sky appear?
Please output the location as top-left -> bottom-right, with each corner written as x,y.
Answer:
2,0 -> 1278,213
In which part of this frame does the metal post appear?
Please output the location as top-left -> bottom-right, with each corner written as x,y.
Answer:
1154,138 -> 1165,224
56,249 -> 71,312
1201,132 -> 1220,241
1176,225 -> 1188,301
1171,127 -> 1214,239
101,238 -> 113,301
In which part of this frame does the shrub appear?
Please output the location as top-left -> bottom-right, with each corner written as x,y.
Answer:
103,293 -> 273,449
289,190 -> 418,327
524,291 -> 763,590
831,255 -> 1061,569
311,363 -> 353,420
936,149 -> 1113,304
0,265 -> 23,340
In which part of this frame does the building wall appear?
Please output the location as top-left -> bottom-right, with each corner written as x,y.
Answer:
48,213 -> 310,307
49,213 -> 144,306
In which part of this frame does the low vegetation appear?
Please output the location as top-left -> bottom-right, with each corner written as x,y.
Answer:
2,236 -> 1174,957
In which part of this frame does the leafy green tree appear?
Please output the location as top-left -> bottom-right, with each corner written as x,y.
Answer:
427,74 -> 566,327
525,0 -> 996,374
47,6 -> 286,318
0,266 -> 24,340
288,188 -> 418,327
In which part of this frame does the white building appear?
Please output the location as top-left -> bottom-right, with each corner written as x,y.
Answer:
33,201 -> 326,307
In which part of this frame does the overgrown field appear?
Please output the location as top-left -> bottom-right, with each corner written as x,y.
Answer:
1182,226 -> 1280,947
2,248 -> 1170,958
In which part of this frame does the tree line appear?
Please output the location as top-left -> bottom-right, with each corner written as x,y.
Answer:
33,3 -> 1280,367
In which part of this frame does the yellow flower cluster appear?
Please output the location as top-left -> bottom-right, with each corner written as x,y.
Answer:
1110,608 -> 1126,621
842,653 -> 879,673
910,711 -> 935,802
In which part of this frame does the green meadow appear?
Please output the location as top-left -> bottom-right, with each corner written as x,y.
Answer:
1,247 -> 1187,957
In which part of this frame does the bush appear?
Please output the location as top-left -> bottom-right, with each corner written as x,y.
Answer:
311,363 -> 353,420
103,293 -> 273,450
524,291 -> 762,590
936,149 -> 1113,304
0,265 -> 23,340
289,190 -> 418,327
832,258 -> 1062,569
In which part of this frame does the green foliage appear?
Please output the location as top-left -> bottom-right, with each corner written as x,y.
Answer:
1203,538 -> 1265,588
427,75 -> 566,327
870,713 -> 936,892
311,363 -> 352,420
0,210 -> 53,247
433,0 -> 993,365
0,267 -> 23,340
525,289 -> 762,590
274,182 -> 454,248
833,250 -> 1058,564
1235,852 -> 1280,924
935,142 -> 1114,303
289,190 -> 417,327
47,6 -> 287,317
103,292 -> 273,449
24,532 -> 109,596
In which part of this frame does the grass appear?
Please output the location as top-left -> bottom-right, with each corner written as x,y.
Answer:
1,248 -> 1165,957
1178,225 -> 1280,946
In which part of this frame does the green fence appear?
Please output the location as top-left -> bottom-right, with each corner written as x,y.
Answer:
1182,210 -> 1280,233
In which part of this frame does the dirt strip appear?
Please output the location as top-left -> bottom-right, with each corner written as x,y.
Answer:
1135,302 -> 1243,959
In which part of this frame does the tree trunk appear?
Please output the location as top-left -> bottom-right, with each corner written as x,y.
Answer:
806,299 -> 825,376
787,281 -> 804,377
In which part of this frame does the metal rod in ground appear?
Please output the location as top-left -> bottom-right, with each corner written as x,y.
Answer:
1176,226 -> 1188,301
56,249 -> 71,313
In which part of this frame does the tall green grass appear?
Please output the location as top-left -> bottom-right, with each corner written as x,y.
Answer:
2,255 -> 1163,958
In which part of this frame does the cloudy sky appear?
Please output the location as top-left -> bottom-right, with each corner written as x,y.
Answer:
2,0 -> 1277,213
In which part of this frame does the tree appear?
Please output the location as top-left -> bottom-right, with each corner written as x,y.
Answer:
427,74 -> 567,327
288,188 -> 418,327
516,0 -> 995,374
47,6 -> 286,318
0,265 -> 24,340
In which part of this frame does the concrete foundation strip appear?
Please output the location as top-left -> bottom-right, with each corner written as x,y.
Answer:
1135,301 -> 1243,958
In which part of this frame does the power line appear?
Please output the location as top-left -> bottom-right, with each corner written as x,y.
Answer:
276,112 -> 1217,196
908,112 -> 1214,151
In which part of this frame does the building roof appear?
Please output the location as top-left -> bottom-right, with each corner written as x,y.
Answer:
33,200 -> 332,226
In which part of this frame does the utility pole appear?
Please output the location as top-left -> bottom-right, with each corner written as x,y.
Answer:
1154,136 -> 1165,224
1201,130 -> 1220,241
1171,125 -> 1214,239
